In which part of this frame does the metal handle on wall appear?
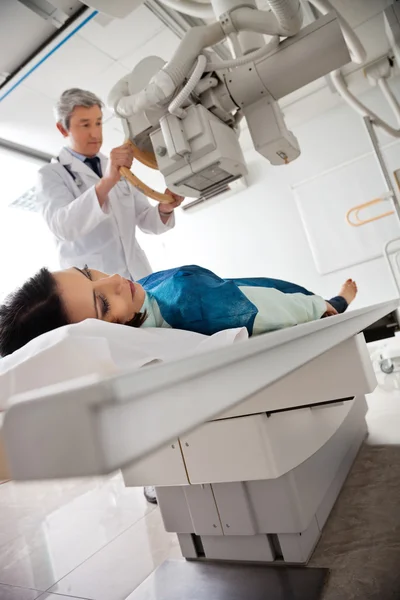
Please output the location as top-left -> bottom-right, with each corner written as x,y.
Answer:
346,195 -> 395,227
384,237 -> 400,297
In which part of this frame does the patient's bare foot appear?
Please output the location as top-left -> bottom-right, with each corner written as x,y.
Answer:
339,279 -> 358,304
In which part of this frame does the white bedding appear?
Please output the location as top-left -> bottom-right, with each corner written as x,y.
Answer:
1,301 -> 397,480
0,320 -> 247,409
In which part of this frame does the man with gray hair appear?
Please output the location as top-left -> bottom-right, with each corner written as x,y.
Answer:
36,88 -> 184,505
36,88 -> 184,282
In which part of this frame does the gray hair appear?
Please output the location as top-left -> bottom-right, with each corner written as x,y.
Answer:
54,88 -> 104,129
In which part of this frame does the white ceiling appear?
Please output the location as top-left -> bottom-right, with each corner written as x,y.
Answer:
0,3 -> 183,156
0,0 -> 83,76
0,0 -> 397,160
79,5 -> 165,60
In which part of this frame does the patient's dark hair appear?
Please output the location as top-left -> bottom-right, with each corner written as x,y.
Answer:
0,268 -> 69,357
0,268 -> 147,357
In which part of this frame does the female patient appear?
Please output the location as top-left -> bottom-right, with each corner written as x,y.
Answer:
0,264 -> 357,356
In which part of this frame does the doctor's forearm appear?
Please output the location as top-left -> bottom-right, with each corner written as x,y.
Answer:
95,178 -> 115,208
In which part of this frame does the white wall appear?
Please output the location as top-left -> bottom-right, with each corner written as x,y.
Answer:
136,77 -> 400,309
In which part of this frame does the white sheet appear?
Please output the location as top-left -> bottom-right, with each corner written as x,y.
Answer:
0,320 -> 247,410
3,301 -> 396,481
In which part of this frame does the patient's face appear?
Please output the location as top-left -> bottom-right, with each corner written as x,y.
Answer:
53,267 -> 146,325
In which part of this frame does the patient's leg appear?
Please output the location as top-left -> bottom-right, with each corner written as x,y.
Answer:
326,279 -> 358,314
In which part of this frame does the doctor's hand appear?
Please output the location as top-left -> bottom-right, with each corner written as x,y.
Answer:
158,189 -> 185,216
95,143 -> 135,208
105,143 -> 135,186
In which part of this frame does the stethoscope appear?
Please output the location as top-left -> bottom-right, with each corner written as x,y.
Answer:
60,161 -> 84,188
54,157 -> 84,188
56,157 -> 131,194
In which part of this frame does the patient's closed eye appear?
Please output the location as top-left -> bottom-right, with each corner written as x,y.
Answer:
80,265 -> 109,318
83,265 -> 92,280
99,295 -> 110,317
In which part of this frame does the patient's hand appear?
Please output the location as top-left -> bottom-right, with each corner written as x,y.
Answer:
324,301 -> 338,317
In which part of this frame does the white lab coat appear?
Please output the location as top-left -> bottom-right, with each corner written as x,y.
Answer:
35,148 -> 175,280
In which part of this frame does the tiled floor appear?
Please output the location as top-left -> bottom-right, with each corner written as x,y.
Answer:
0,476 -> 180,599
0,340 -> 399,600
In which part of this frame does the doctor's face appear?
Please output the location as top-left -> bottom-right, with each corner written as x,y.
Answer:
53,267 -> 146,325
57,105 -> 103,157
